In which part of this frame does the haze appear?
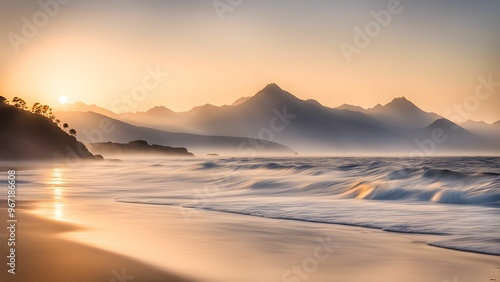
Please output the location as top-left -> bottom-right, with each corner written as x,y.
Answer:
1,0 -> 499,122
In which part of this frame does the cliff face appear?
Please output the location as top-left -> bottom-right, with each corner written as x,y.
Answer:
88,140 -> 194,157
0,104 -> 99,160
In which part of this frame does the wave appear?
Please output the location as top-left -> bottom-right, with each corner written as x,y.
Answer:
429,237 -> 500,256
198,161 -> 220,169
197,160 -> 315,172
115,197 -> 499,256
113,157 -> 500,256
193,158 -> 500,207
343,181 -> 500,206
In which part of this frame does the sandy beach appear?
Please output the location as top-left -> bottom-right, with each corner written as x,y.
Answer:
0,202 -> 193,282
1,200 -> 498,282
0,159 -> 499,282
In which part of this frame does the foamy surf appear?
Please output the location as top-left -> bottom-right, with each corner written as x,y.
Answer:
113,157 -> 499,256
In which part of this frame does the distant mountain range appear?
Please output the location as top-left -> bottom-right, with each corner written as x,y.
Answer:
335,96 -> 442,128
55,84 -> 500,155
55,111 -> 293,156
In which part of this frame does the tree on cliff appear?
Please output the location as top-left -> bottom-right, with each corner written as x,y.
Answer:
11,97 -> 27,110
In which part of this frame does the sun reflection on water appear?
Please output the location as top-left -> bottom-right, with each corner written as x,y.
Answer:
47,168 -> 66,221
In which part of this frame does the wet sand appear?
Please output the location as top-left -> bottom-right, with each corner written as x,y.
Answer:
0,202 -> 193,282
1,201 -> 500,282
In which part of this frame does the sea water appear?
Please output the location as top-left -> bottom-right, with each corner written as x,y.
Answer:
4,157 -> 500,256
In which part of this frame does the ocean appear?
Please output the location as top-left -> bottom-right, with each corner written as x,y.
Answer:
8,156 -> 500,258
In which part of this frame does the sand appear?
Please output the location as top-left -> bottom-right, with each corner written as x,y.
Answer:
0,202 -> 193,282
1,201 -> 499,282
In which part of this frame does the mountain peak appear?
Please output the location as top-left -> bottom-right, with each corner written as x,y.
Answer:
262,83 -> 283,92
336,104 -> 366,112
250,83 -> 299,103
306,99 -> 322,107
462,120 -> 487,126
146,106 -> 173,115
232,96 -> 251,106
427,118 -> 463,130
387,96 -> 415,107
55,101 -> 117,117
380,96 -> 422,112
392,96 -> 409,102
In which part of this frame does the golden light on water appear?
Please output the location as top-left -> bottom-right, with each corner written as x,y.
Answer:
54,203 -> 64,220
48,168 -> 66,221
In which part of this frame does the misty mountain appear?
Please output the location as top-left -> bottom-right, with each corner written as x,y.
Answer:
335,97 -> 442,128
232,97 -> 251,106
142,106 -> 175,115
365,97 -> 442,128
335,104 -> 366,112
461,120 -> 500,140
56,102 -> 119,119
174,83 -> 415,152
408,118 -> 495,154
57,84 -> 499,154
55,111 -> 294,156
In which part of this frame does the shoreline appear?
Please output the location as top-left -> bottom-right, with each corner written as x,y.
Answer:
1,201 -> 499,282
117,199 -> 500,258
47,200 -> 500,282
0,203 -> 194,282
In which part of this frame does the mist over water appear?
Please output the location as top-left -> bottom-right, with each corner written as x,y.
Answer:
9,156 -> 500,256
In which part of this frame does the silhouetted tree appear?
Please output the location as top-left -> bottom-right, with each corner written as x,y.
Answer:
69,129 -> 77,136
41,105 -> 50,117
0,96 -> 7,104
31,103 -> 42,115
63,123 -> 69,131
11,97 -> 27,109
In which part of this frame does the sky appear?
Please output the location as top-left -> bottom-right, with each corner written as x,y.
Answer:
1,0 -> 499,122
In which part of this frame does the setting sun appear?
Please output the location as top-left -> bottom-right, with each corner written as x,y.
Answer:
58,95 -> 68,104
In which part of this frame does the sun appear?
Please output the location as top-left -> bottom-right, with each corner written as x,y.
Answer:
58,95 -> 69,104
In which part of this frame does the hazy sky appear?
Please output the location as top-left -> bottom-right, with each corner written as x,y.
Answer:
1,0 -> 499,122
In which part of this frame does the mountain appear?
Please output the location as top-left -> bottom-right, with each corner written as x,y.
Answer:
305,99 -> 323,107
335,104 -> 366,112
461,120 -> 491,132
461,120 -> 500,140
118,106 -> 182,131
55,102 -> 118,118
177,85 -> 499,153
159,83 -> 413,152
366,97 -> 442,128
410,118 -> 496,153
0,103 -> 100,160
232,97 -> 251,106
143,106 -> 174,115
55,111 -> 294,156
58,84 -> 499,155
